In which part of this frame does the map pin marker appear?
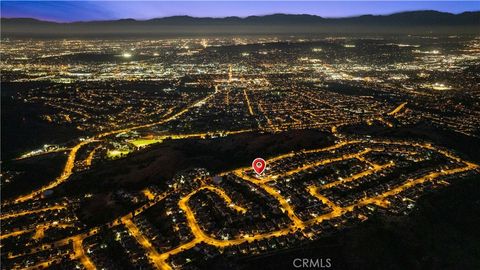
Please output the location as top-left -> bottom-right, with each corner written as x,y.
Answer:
252,158 -> 266,175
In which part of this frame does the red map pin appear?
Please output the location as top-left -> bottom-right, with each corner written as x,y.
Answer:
252,158 -> 266,175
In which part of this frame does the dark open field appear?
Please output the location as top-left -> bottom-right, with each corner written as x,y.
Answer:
1,153 -> 67,200
1,82 -> 84,160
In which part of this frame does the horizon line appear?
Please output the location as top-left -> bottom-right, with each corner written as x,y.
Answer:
2,9 -> 479,24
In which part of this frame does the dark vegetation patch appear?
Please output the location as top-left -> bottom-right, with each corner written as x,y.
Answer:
1,153 -> 67,200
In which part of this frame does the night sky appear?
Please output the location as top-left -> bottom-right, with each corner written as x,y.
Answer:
1,1 -> 479,22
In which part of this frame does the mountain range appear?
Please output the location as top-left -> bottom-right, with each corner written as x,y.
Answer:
2,11 -> 479,37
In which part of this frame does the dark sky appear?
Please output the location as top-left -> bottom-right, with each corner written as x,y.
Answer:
1,1 -> 479,22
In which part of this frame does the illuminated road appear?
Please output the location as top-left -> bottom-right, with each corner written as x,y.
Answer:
0,205 -> 66,220
10,191 -> 171,270
13,139 -> 95,203
142,188 -> 156,201
376,117 -> 394,127
118,186 -> 247,270
241,178 -> 304,228
16,147 -> 71,161
84,145 -> 101,166
5,45 -> 478,269
33,223 -> 73,240
198,186 -> 247,213
4,93 -> 479,270
1,222 -> 73,241
71,236 -> 95,270
307,186 -> 342,216
7,137 -> 478,270
7,92 -> 217,205
243,89 -> 254,116
388,102 -> 408,116
234,147 -> 372,184
152,138 -> 478,269
279,148 -> 372,178
96,92 -> 217,139
319,162 -> 394,190
258,103 -> 278,131
224,140 -> 361,177
1,230 -> 31,240
122,218 -> 166,269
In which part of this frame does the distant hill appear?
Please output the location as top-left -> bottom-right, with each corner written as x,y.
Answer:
2,11 -> 479,37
